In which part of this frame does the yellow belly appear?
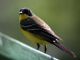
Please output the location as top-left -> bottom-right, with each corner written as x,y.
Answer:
21,29 -> 49,45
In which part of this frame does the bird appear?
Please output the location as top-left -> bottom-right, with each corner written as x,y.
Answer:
19,8 -> 76,58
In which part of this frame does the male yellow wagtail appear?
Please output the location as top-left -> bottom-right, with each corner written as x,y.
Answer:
19,8 -> 76,58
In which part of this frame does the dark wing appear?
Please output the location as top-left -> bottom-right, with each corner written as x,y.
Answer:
20,17 -> 60,43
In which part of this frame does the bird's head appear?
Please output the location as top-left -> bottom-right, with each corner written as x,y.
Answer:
19,8 -> 32,16
19,8 -> 32,20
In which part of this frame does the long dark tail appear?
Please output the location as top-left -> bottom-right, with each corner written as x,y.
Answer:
53,41 -> 76,58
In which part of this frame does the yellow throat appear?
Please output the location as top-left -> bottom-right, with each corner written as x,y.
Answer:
19,14 -> 29,20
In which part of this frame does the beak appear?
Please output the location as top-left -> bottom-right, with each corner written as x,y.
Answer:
19,11 -> 23,14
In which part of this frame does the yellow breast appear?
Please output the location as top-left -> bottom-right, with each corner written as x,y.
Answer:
20,29 -> 48,45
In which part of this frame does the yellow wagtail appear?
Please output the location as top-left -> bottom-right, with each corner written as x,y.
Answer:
19,8 -> 76,58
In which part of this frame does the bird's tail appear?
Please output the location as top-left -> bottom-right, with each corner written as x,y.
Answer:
53,41 -> 76,58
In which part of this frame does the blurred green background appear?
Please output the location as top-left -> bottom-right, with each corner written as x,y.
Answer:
0,0 -> 80,60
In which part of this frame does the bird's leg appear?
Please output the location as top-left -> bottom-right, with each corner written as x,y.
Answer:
44,45 -> 47,53
37,43 -> 40,50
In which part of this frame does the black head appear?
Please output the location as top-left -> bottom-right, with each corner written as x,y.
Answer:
19,8 -> 32,16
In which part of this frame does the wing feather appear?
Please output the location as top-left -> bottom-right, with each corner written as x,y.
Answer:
31,16 -> 61,40
20,16 -> 61,43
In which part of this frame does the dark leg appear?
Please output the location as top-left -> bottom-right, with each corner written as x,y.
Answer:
44,45 -> 47,53
37,43 -> 40,50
